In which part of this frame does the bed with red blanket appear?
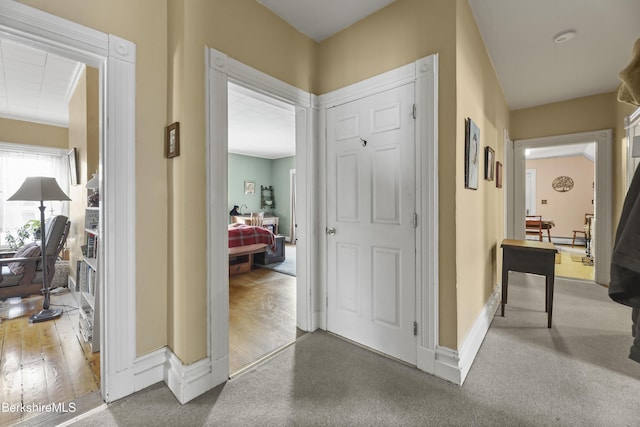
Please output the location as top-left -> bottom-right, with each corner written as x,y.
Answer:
228,223 -> 276,254
228,224 -> 276,275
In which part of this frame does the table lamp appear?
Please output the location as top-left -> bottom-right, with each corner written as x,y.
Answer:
8,177 -> 71,323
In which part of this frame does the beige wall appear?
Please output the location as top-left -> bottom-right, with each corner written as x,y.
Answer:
526,156 -> 594,238
454,0 -> 509,347
20,0 -> 169,356
511,93 -> 637,250
167,0 -> 317,363
67,67 -> 99,283
0,117 -> 67,148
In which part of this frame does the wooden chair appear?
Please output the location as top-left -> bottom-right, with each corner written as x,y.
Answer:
525,215 -> 543,241
571,214 -> 594,247
250,212 -> 264,227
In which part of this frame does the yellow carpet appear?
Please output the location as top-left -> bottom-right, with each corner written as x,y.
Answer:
555,246 -> 594,281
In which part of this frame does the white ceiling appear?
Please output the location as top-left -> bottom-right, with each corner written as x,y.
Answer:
257,0 -> 396,42
228,83 -> 296,159
468,0 -> 640,110
0,39 -> 83,127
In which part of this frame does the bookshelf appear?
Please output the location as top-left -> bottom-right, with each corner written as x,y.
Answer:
78,207 -> 100,352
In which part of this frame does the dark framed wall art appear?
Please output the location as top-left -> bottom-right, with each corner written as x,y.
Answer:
484,146 -> 495,181
166,122 -> 180,158
464,118 -> 480,190
68,147 -> 79,185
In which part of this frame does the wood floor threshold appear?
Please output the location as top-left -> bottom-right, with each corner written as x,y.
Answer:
229,332 -> 310,380
12,390 -> 105,427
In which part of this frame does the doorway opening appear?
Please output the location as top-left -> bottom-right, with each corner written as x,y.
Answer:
226,82 -> 302,375
0,39 -> 103,426
1,0 -> 138,413
512,129 -> 612,286
524,143 -> 596,281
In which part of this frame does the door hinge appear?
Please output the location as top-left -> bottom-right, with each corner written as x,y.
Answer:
413,321 -> 418,336
412,104 -> 417,119
413,212 -> 418,228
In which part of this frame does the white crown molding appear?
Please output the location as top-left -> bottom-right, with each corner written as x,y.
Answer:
0,140 -> 68,156
0,111 -> 68,128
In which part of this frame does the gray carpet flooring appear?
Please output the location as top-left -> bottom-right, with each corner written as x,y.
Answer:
260,244 -> 296,276
69,273 -> 640,426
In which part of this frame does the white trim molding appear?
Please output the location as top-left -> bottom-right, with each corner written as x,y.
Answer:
204,47 -> 317,402
512,130 -> 612,285
318,54 -> 439,379
0,1 -> 137,403
133,347 -> 217,405
432,285 -> 501,385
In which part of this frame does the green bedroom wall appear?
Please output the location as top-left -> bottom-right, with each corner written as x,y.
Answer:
228,154 -> 272,216
228,154 -> 295,237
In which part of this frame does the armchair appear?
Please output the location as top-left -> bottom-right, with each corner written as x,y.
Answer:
0,215 -> 70,300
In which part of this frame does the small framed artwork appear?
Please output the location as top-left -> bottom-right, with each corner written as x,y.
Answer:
484,146 -> 495,181
244,180 -> 255,195
464,118 -> 480,190
496,161 -> 503,188
166,122 -> 180,158
68,147 -> 79,185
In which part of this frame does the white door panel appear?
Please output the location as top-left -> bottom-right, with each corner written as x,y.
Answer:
326,83 -> 416,364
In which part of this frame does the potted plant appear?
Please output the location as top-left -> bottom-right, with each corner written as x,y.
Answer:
5,219 -> 41,250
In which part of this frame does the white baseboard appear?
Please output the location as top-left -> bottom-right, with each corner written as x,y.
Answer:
427,285 -> 501,385
165,352 -> 217,404
133,347 -> 166,392
67,275 -> 77,293
132,285 -> 501,400
132,347 -> 225,404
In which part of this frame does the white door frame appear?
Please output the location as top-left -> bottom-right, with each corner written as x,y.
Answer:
0,2 -> 137,402
525,169 -> 537,216
318,55 -> 439,375
509,130 -> 612,285
205,48 -> 316,383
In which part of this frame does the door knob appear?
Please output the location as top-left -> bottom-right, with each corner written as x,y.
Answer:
326,227 -> 336,236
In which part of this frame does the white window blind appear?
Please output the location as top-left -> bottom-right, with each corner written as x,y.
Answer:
0,142 -> 70,249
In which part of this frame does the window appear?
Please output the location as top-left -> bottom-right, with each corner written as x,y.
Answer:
0,142 -> 70,249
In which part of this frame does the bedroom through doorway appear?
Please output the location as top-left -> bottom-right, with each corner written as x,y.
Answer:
226,82 -> 301,374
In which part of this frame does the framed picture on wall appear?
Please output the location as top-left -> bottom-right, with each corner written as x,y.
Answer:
464,118 -> 480,190
484,146 -> 495,181
244,180 -> 255,195
68,147 -> 79,186
166,122 -> 180,158
496,161 -> 503,188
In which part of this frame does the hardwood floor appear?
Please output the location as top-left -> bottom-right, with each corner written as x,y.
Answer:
229,268 -> 301,374
0,289 -> 100,426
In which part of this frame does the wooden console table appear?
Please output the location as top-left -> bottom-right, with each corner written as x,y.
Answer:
500,239 -> 558,328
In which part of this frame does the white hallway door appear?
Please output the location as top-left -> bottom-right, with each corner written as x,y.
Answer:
326,83 -> 417,364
